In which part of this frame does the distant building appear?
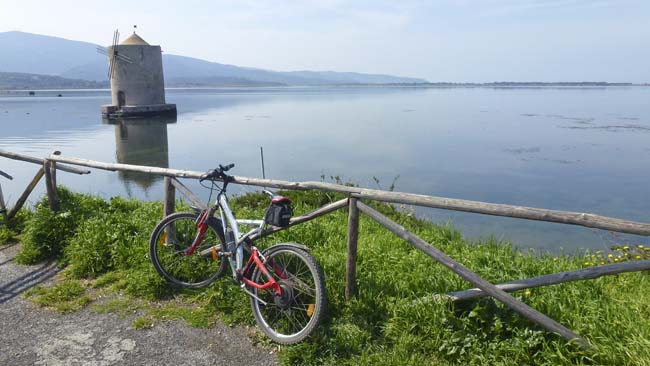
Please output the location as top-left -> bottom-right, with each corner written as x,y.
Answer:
101,32 -> 176,118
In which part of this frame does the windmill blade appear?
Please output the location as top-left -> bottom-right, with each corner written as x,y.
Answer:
116,53 -> 133,63
112,29 -> 119,48
96,46 -> 108,56
108,58 -> 115,80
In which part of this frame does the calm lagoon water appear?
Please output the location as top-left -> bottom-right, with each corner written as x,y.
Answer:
1,86 -> 649,252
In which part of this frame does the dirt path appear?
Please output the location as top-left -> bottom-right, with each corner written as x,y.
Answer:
0,243 -> 278,366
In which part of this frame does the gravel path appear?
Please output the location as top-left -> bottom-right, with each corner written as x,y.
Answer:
0,243 -> 278,366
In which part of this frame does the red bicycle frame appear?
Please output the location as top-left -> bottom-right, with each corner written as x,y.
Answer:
241,248 -> 286,297
184,209 -> 211,255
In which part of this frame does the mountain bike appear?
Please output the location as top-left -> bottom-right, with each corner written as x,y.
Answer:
149,163 -> 326,344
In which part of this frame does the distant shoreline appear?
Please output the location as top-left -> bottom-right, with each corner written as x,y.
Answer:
1,82 -> 648,94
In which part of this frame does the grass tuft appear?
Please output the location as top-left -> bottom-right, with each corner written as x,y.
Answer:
23,280 -> 91,313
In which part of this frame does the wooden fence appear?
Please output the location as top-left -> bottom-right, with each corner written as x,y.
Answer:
3,148 -> 650,348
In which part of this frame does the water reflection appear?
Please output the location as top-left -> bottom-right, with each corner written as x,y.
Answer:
105,116 -> 176,195
2,87 -> 649,252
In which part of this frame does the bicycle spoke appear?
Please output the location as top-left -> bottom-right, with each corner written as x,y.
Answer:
150,212 -> 227,288
250,246 -> 325,344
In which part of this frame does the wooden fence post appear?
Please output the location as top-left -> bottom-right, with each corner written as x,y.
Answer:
0,170 -> 12,223
50,151 -> 60,188
7,168 -> 44,220
43,160 -> 59,211
0,183 -> 6,223
163,176 -> 176,217
346,197 -> 360,299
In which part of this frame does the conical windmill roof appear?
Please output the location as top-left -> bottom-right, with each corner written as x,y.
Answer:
120,33 -> 150,45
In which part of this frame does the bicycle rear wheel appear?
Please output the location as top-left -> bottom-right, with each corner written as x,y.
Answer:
149,212 -> 228,288
250,244 -> 326,344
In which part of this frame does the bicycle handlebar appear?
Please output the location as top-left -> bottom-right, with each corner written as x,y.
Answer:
220,163 -> 235,172
200,163 -> 235,182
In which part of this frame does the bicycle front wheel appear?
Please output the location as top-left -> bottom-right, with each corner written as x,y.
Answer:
149,212 -> 228,288
250,244 -> 326,344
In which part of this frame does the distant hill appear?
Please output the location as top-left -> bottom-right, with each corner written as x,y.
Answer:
0,31 -> 427,86
0,71 -> 106,90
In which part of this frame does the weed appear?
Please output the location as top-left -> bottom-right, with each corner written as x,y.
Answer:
23,280 -> 91,313
91,297 -> 143,317
16,187 -> 108,264
0,227 -> 16,244
132,316 -> 155,329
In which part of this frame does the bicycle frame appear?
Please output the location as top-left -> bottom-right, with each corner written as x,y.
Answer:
215,191 -> 283,299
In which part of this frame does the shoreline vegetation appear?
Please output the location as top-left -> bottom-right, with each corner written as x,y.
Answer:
1,71 -> 648,91
1,187 -> 650,365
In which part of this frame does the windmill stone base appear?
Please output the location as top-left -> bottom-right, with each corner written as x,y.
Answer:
101,103 -> 177,119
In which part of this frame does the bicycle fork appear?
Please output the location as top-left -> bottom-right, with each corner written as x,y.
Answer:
184,209 -> 212,255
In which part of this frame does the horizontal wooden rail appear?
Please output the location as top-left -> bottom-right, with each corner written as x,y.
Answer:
440,260 -> 650,302
47,153 -> 650,236
250,198 -> 349,240
0,150 -> 90,175
0,170 -> 12,180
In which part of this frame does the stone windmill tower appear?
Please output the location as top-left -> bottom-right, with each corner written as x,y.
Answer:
100,29 -> 176,118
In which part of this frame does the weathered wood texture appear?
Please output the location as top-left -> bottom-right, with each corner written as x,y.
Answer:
249,198 -> 349,241
346,197 -> 360,299
163,177 -> 176,217
0,183 -> 6,222
0,149 -> 90,175
50,151 -> 60,188
7,168 -> 44,220
47,154 -> 650,236
442,260 -> 650,302
0,170 -> 12,180
43,160 -> 59,211
356,200 -> 589,348
169,178 -> 207,210
1,169 -> 15,221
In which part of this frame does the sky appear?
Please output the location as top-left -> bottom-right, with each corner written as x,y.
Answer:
1,0 -> 649,82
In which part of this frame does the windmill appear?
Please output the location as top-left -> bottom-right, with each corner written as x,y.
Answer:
96,29 -> 133,80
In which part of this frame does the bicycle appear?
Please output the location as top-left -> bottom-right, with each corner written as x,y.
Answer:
149,163 -> 326,344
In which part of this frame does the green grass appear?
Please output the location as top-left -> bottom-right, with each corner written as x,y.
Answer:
23,280 -> 92,313
12,187 -> 650,365
0,227 -> 16,244
91,297 -> 142,316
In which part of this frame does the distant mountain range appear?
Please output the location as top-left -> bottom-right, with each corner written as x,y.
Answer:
0,31 -> 427,88
0,71 -> 106,90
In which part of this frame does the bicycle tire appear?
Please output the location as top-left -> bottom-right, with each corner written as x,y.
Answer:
149,211 -> 228,288
250,243 -> 326,344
